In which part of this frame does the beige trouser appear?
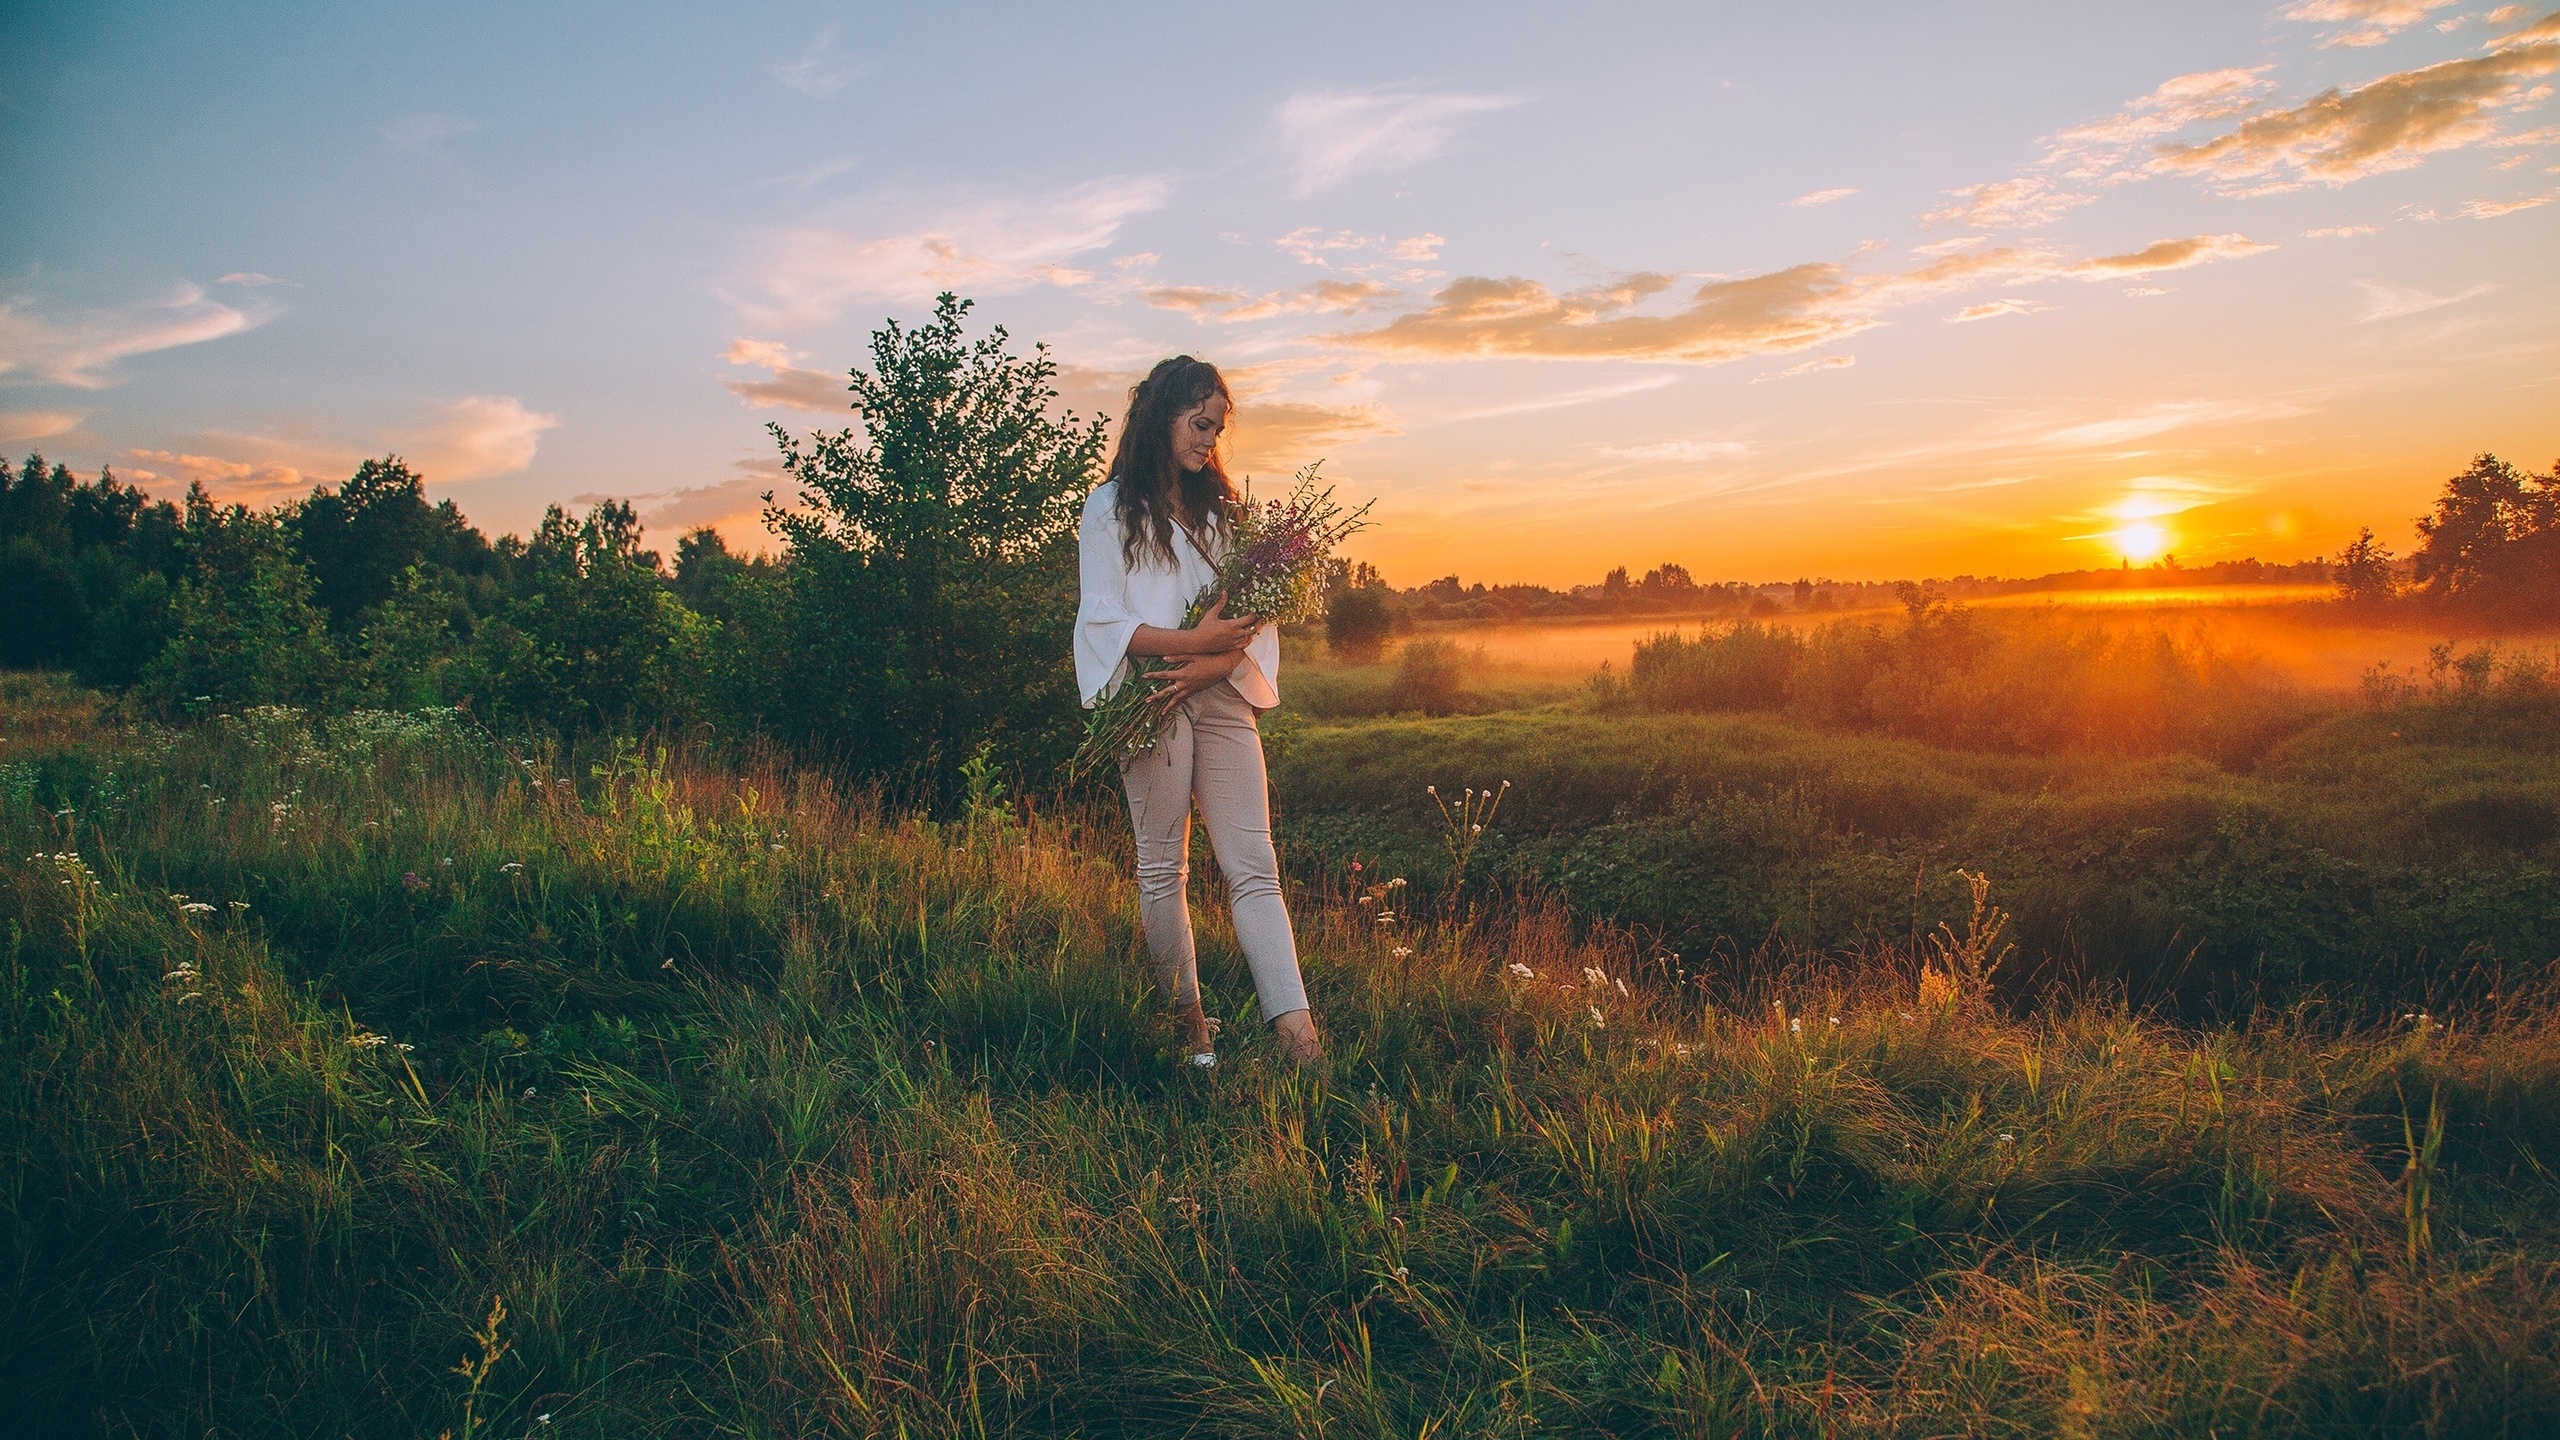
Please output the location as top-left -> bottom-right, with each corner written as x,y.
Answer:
1118,681 -> 1310,1021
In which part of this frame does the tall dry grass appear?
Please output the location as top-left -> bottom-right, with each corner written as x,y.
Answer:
3,677 -> 2558,1436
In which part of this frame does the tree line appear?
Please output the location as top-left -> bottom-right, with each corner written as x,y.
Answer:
3,289 -> 2550,789
0,297 -> 1096,795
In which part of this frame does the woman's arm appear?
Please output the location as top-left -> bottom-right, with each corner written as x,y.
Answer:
1126,594 -> 1259,659
1148,647 -> 1248,705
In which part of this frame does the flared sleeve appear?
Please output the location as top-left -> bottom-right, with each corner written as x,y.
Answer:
1228,624 -> 1280,710
1074,485 -> 1140,707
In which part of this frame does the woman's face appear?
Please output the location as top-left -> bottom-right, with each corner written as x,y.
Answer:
1169,391 -> 1228,474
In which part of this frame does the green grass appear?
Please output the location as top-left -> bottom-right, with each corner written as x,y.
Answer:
1267,695 -> 2559,1010
6,672 -> 2560,1436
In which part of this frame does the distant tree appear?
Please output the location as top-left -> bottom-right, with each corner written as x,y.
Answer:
139,485 -> 339,709
0,536 -> 87,667
479,500 -> 705,732
2410,453 -> 2559,613
290,457 -> 490,629
354,563 -> 480,710
2334,527 -> 2397,605
673,525 -> 768,623
761,293 -> 1106,787
1601,566 -> 1630,602
1326,586 -> 1394,659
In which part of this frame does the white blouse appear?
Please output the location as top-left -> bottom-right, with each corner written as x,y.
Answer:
1074,480 -> 1280,710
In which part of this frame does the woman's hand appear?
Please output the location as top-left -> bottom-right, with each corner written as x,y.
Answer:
1150,648 -> 1246,708
1186,595 -> 1260,654
1127,594 -> 1260,659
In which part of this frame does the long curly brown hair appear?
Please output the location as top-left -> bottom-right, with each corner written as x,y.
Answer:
1108,355 -> 1235,568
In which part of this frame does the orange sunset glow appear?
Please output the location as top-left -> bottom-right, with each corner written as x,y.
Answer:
6,5 -> 2555,584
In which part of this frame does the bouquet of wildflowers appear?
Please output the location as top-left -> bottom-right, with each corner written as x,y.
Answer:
1070,462 -> 1372,781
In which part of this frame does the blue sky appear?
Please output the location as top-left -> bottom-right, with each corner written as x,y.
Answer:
5,1 -> 2555,581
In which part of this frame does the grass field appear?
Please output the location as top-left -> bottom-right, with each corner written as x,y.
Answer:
6,670 -> 2560,1437
1269,615 -> 2560,1014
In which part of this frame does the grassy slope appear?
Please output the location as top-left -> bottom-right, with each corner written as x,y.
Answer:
1268,699 -> 2560,1008
4,674 -> 2559,1437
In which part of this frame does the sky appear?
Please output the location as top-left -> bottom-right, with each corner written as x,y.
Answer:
4,1 -> 2556,585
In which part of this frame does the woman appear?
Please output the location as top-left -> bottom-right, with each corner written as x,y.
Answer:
1074,356 -> 1323,1069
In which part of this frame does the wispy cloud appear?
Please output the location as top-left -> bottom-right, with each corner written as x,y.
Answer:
1337,232 -> 2266,366
1946,297 -> 2051,323
724,176 -> 1168,327
721,337 -> 844,412
2304,223 -> 2378,236
215,272 -> 293,288
1275,85 -> 1516,195
126,447 -> 316,501
2068,232 -> 2275,276
1790,187 -> 1859,207
2283,0 -> 2462,49
1922,177 -> 2094,230
1274,227 -> 1446,269
411,395 -> 558,481
0,284 -> 260,389
2355,278 -> 2497,319
1595,438 -> 1750,462
2147,26 -> 2560,192
774,27 -> 865,97
1142,278 -> 1402,323
0,409 -> 84,443
1781,354 -> 1855,376
382,112 -> 477,158
2039,67 -> 2278,179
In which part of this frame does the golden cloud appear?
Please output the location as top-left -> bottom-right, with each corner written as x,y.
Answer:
722,337 -> 846,412
2148,31 -> 2560,191
2069,233 -> 2276,276
1334,229 -> 2272,366
2283,0 -> 2461,48
1142,279 -> 1401,323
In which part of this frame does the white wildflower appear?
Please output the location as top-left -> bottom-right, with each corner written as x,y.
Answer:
1506,962 -> 1536,980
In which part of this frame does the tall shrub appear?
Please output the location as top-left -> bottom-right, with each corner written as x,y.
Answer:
761,293 -> 1106,789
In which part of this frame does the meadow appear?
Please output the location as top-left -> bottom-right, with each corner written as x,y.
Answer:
1271,601 -> 2560,1014
6,647 -> 2560,1438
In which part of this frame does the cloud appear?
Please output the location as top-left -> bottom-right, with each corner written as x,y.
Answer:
725,176 -> 1168,327
2304,223 -> 2379,235
758,157 -> 859,191
215,272 -> 292,287
2036,401 -> 2276,448
1790,187 -> 1859,207
2070,232 -> 2275,276
410,395 -> 557,481
1143,278 -> 1402,323
1922,176 -> 2095,230
382,112 -> 477,157
2147,32 -> 2560,192
721,337 -> 844,412
1946,297 -> 2051,323
1781,354 -> 1855,376
2355,278 -> 2497,318
2040,68 -> 2278,178
2284,0 -> 2462,47
1274,227 -> 1446,269
126,448 -> 315,503
1226,399 -> 1401,470
0,409 -> 84,443
1595,438 -> 1750,462
775,28 -> 865,97
2451,190 -> 2557,214
1276,86 -> 1515,195
1337,227 -> 2274,367
0,284 -> 259,389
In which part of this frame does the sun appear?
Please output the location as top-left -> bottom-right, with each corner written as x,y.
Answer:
2108,521 -> 2170,564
